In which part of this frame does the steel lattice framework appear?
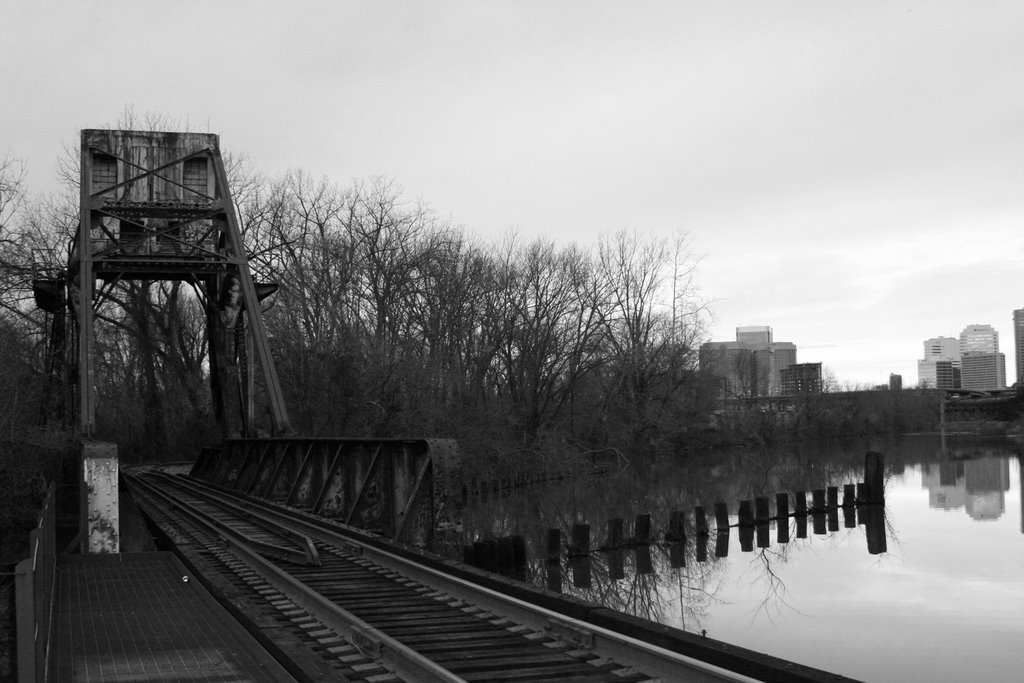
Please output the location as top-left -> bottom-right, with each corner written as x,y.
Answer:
74,129 -> 290,437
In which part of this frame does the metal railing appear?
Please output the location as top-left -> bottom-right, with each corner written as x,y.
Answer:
14,485 -> 56,683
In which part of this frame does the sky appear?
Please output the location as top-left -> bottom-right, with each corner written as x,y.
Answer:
3,1 -> 1023,387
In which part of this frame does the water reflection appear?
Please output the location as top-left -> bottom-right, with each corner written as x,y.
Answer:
458,435 -> 1024,682
922,457 -> 1011,521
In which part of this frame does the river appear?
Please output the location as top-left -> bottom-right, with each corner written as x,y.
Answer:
459,434 -> 1024,682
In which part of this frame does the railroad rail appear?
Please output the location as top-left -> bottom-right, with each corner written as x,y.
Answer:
125,469 -> 770,683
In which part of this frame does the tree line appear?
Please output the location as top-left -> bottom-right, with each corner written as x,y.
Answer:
0,132 -> 944,482
0,146 -> 717,473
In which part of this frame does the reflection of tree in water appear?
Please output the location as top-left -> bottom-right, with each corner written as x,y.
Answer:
517,529 -> 731,632
745,544 -> 802,624
458,439 -> 901,632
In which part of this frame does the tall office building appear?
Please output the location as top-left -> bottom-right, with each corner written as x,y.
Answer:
959,324 -> 1005,390
699,342 -> 755,398
1014,309 -> 1024,387
917,336 -> 960,388
960,354 -> 1006,390
924,336 -> 960,362
960,324 -> 999,356
736,326 -> 772,345
700,326 -> 797,397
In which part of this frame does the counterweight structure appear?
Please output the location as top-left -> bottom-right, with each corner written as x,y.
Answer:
73,129 -> 290,437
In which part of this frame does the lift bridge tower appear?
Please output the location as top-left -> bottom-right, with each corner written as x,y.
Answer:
34,130 -> 292,551
72,129 -> 291,439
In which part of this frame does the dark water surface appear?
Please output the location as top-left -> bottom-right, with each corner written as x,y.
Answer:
460,435 -> 1024,682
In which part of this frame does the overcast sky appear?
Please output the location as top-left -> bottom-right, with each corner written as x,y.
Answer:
4,1 -> 1023,387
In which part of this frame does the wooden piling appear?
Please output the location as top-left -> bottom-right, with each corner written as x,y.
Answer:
776,493 -> 790,544
546,528 -> 561,562
865,451 -> 885,503
811,489 -> 826,512
812,508 -> 826,536
714,502 -> 730,531
776,492 -> 789,519
826,486 -> 839,509
842,503 -> 856,528
738,500 -> 754,528
605,518 -> 624,549
842,484 -> 856,507
695,506 -> 709,536
498,536 -> 514,574
512,535 -> 527,575
794,490 -> 808,538
755,497 -> 770,523
668,510 -> 686,543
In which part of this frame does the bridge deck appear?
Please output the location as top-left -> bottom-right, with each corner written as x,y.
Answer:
50,552 -> 297,682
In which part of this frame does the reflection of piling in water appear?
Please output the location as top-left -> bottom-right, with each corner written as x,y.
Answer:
604,518 -> 624,549
827,487 -> 840,532
862,504 -> 887,555
633,513 -> 652,545
812,490 -> 827,535
795,491 -> 808,538
752,498 -> 769,548
737,500 -> 755,552
570,555 -> 591,588
570,523 -> 590,557
667,511 -> 686,543
608,548 -> 626,578
465,535 -> 528,578
864,451 -> 885,503
462,451 -> 891,581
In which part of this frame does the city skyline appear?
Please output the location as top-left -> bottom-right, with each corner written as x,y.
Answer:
3,2 -> 1022,388
916,321 -> 1009,390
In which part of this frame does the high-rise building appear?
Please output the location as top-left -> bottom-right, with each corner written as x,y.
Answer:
736,326 -> 772,345
699,325 -> 798,398
960,353 -> 1006,390
780,363 -> 823,395
755,342 -> 797,395
918,336 -> 961,388
918,359 -> 959,389
924,336 -> 960,363
699,342 -> 755,398
957,324 -> 1004,390
960,324 -> 999,356
889,373 -> 903,391
1013,309 -> 1024,387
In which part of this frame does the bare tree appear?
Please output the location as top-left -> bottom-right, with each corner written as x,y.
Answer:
595,229 -> 705,444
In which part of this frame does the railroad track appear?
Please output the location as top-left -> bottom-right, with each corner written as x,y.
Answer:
125,469 -> 765,683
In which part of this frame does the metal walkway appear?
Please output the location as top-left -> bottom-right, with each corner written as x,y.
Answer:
50,553 -> 297,682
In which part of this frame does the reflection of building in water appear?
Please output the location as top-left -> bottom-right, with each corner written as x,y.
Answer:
921,457 -> 1010,521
